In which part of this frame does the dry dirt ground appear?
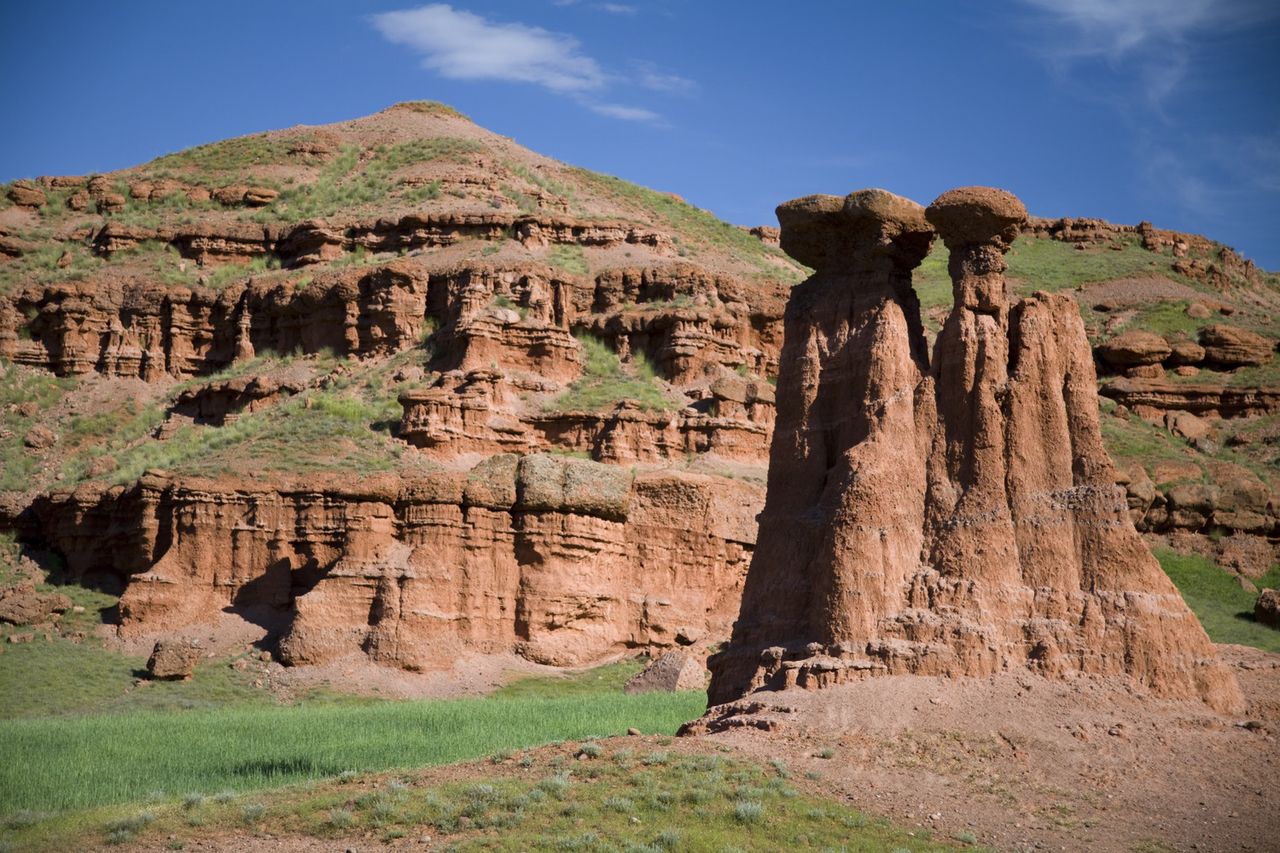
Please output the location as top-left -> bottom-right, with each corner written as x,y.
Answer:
115,645 -> 1279,853
699,644 -> 1280,853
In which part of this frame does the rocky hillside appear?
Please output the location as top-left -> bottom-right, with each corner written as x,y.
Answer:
0,103 -> 1276,675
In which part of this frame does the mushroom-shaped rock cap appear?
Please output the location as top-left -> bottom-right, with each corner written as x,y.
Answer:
776,189 -> 933,271
925,187 -> 1027,249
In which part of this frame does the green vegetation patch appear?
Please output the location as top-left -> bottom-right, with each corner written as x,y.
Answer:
0,241 -> 103,297
0,636 -> 272,720
1122,300 -> 1205,338
570,168 -> 806,281
1004,236 -> 1174,292
251,138 -> 485,221
151,133 -> 306,172
549,335 -> 673,413
0,361 -> 76,491
2,741 -> 970,852
492,660 -> 645,700
0,693 -> 704,816
546,244 -> 588,276
96,385 -> 402,483
1156,548 -> 1280,653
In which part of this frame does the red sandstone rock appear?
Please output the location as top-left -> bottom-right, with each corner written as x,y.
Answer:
1198,324 -> 1273,368
31,465 -> 761,671
1256,589 -> 1280,629
0,583 -> 71,626
146,638 -> 202,679
1097,330 -> 1172,368
7,180 -> 46,208
624,651 -> 708,693
708,186 -> 1243,714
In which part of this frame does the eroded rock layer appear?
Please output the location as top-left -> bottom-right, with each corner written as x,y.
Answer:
707,187 -> 1243,713
30,456 -> 760,668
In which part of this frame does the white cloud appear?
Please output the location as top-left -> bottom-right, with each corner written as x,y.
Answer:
588,102 -> 661,123
372,4 -> 689,123
372,4 -> 604,93
596,3 -> 637,14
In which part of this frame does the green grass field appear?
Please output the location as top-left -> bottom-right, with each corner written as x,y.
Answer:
0,691 -> 705,815
3,740 -> 974,852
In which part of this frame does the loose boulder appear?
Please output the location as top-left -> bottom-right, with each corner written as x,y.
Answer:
0,584 -> 72,626
146,638 -> 202,679
1097,330 -> 1172,368
1256,590 -> 1280,630
624,651 -> 708,693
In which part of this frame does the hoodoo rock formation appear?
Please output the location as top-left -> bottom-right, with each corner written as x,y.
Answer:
707,187 -> 1244,714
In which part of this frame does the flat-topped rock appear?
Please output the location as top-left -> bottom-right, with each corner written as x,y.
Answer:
926,186 -> 1027,248
776,189 -> 933,272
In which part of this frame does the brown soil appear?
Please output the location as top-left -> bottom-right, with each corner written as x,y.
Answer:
1079,276 -> 1207,307
700,643 -> 1280,852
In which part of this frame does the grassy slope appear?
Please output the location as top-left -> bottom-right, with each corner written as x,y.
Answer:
4,743 -> 972,853
1156,549 -> 1280,653
0,691 -> 705,814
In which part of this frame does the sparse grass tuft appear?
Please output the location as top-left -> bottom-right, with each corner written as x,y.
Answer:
547,244 -> 589,276
548,335 -> 673,413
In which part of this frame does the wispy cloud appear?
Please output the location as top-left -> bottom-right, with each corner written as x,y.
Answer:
589,103 -> 660,122
553,0 -> 637,12
372,4 -> 679,123
1019,0 -> 1276,107
634,62 -> 696,95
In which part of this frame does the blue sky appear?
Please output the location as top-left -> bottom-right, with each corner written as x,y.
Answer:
2,1 -> 1278,267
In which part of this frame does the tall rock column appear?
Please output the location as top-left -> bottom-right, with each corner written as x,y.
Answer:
708,189 -> 936,702
708,186 -> 1244,714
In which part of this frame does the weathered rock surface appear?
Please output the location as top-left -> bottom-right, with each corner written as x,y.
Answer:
624,650 -> 708,693
1097,330 -> 1172,368
1099,379 -> 1280,418
0,583 -> 71,626
398,369 -> 773,464
1198,324 -> 1273,368
29,461 -> 762,669
707,187 -> 1243,714
147,638 -> 202,679
1255,589 -> 1280,630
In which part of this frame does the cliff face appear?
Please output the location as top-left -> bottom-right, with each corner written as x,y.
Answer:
1,103 -> 1276,679
708,188 -> 1243,714
31,458 -> 759,668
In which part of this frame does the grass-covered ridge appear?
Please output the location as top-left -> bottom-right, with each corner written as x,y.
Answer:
570,168 -> 807,281
1,740 -> 973,852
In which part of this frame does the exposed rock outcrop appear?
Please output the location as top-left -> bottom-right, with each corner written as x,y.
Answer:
707,187 -> 1243,714
27,460 -> 762,669
624,650 -> 708,693
1256,589 -> 1280,630
398,369 -> 773,464
1099,379 -> 1280,418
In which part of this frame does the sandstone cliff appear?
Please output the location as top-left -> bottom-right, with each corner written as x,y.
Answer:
1,103 -> 1276,681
